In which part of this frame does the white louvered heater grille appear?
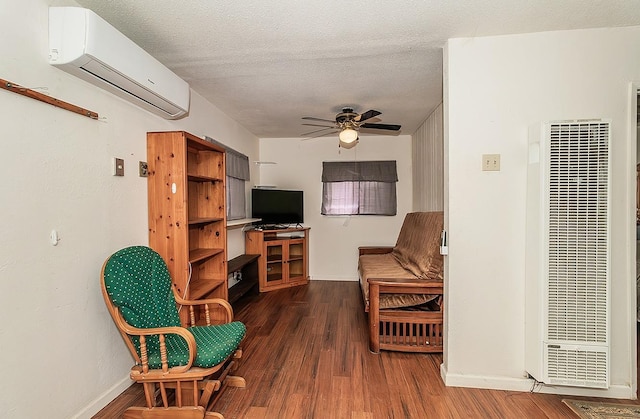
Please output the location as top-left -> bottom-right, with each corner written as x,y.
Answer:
526,120 -> 610,389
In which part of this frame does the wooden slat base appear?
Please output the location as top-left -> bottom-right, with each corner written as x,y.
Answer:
367,278 -> 443,353
377,310 -> 443,353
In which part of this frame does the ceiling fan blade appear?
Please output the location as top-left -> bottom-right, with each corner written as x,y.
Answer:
302,123 -> 336,128
300,131 -> 338,141
302,116 -> 336,124
361,123 -> 401,131
356,109 -> 382,122
301,127 -> 338,137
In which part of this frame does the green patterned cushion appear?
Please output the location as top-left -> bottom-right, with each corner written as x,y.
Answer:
103,246 -> 246,369
104,246 -> 181,328
144,322 -> 246,369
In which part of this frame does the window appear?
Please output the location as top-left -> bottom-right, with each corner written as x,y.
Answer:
205,137 -> 250,220
321,160 -> 397,215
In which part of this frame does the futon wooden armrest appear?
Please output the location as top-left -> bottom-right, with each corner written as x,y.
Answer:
358,246 -> 394,256
174,295 -> 235,326
119,322 -> 197,373
367,277 -> 443,295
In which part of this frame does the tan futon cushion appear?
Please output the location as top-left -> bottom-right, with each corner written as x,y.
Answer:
391,212 -> 443,280
358,253 -> 436,309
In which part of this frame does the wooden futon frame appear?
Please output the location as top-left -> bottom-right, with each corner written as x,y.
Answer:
358,212 -> 444,353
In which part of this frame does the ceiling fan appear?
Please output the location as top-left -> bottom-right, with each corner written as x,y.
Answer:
301,107 -> 401,148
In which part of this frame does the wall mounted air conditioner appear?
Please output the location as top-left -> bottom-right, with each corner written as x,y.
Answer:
525,120 -> 611,389
48,7 -> 190,119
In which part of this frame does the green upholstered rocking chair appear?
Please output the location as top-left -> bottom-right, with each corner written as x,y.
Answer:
101,246 -> 246,419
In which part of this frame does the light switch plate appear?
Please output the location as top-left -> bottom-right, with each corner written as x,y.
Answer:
139,161 -> 148,177
482,154 -> 500,171
113,158 -> 124,176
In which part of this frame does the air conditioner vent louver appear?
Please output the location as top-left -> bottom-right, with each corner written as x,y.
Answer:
525,120 -> 610,389
79,60 -> 183,116
546,344 -> 608,388
547,122 -> 609,344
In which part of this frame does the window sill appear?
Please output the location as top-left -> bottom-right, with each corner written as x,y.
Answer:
226,218 -> 261,229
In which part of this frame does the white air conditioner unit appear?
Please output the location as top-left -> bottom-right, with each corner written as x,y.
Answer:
525,120 -> 611,389
48,7 -> 190,119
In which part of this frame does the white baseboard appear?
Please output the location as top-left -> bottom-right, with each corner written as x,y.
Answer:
71,375 -> 132,419
440,363 -> 635,400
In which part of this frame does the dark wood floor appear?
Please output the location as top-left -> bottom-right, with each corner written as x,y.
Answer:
94,281 -> 639,418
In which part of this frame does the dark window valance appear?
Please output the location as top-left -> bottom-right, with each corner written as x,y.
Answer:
205,136 -> 250,180
322,160 -> 397,183
226,150 -> 250,181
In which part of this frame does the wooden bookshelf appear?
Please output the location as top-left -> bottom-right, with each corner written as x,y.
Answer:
147,131 -> 228,323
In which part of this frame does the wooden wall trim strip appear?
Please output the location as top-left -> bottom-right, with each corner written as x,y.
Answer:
0,77 -> 99,120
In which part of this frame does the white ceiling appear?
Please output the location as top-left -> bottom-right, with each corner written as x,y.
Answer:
75,0 -> 640,138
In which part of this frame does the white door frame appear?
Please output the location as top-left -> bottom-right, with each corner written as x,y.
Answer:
628,82 -> 639,399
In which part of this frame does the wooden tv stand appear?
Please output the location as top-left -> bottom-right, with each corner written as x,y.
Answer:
245,227 -> 310,292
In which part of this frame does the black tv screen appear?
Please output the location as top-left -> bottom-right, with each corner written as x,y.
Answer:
251,188 -> 304,225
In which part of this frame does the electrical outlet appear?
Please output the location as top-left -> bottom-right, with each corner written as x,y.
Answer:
113,158 -> 124,176
482,154 -> 500,171
139,161 -> 148,177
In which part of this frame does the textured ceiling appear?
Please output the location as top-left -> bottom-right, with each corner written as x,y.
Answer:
75,0 -> 640,138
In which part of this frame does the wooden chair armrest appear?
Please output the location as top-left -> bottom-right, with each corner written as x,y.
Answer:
367,277 -> 443,295
174,293 -> 234,326
118,320 -> 197,374
358,246 -> 394,256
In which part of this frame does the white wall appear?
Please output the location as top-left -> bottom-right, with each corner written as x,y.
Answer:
443,26 -> 640,398
413,103 -> 444,211
258,135 -> 413,281
0,1 -> 259,417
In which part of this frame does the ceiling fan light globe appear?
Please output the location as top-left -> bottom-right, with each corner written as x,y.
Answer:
339,128 -> 358,143
339,139 -> 358,149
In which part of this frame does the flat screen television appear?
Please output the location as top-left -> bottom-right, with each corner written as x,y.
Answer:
251,188 -> 304,226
